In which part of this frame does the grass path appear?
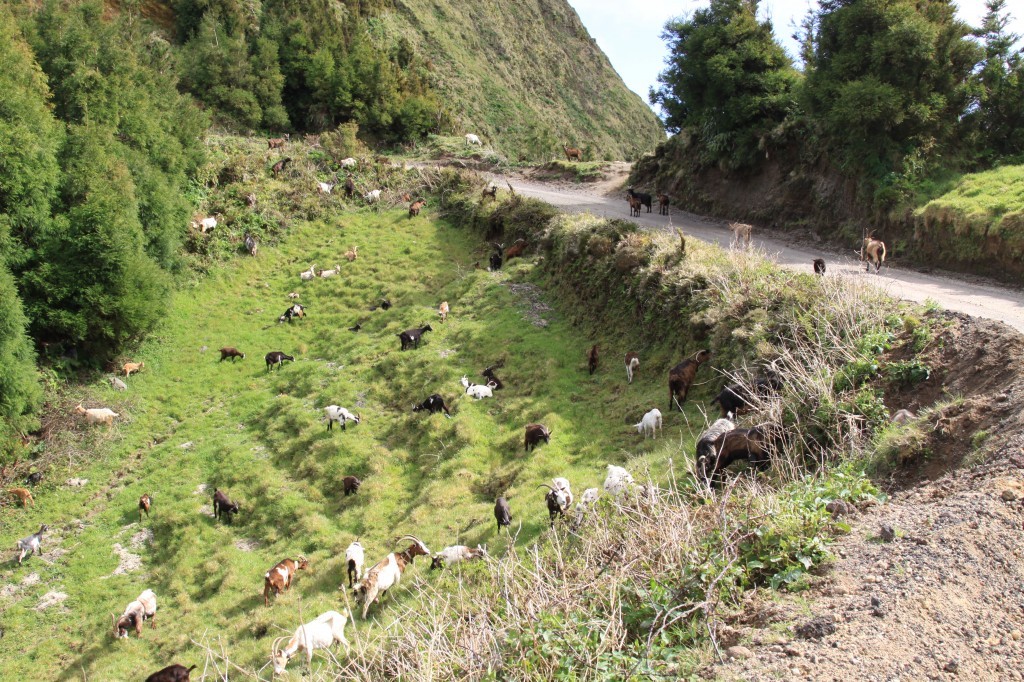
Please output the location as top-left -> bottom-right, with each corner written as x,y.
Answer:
0,209 -> 714,679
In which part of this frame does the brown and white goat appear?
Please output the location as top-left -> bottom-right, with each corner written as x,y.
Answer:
113,589 -> 157,638
667,349 -> 711,412
267,134 -> 289,149
353,536 -> 430,619
862,236 -> 886,273
438,301 -> 450,323
264,556 -> 309,606
139,494 -> 151,522
624,352 -> 640,384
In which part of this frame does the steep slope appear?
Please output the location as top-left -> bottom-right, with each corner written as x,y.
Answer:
384,0 -> 665,160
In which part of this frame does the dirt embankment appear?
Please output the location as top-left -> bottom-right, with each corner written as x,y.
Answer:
715,312 -> 1024,681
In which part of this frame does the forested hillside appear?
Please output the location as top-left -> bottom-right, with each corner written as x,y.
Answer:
639,0 -> 1024,281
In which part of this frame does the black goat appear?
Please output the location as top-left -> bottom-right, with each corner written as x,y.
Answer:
413,394 -> 452,417
25,471 -> 43,486
482,366 -> 504,390
271,157 -> 291,176
524,423 -> 551,451
343,476 -> 361,496
626,187 -> 652,213
145,664 -> 197,682
813,258 -> 826,276
397,324 -> 432,350
265,351 -> 295,370
697,426 -> 772,483
710,377 -> 780,418
494,497 -> 512,532
213,489 -> 240,521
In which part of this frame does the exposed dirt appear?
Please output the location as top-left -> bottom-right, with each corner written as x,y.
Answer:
713,312 -> 1024,681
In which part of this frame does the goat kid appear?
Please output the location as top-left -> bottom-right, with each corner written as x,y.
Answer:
73,404 -> 119,426
345,540 -> 365,587
16,524 -> 47,564
264,556 -> 309,606
123,361 -> 144,377
624,352 -> 640,384
324,405 -> 361,431
461,376 -> 496,399
413,394 -> 452,418
729,222 -> 752,250
213,488 -> 240,521
8,487 -> 33,507
494,497 -> 512,532
139,494 -> 151,522
626,187 -> 652,213
430,544 -> 487,570
219,347 -> 245,362
438,301 -> 449,323
343,475 -> 361,496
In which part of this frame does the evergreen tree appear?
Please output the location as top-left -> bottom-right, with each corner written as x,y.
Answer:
0,262 -> 42,448
970,0 -> 1024,160
651,0 -> 799,170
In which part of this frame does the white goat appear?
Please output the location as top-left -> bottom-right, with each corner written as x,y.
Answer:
319,264 -> 341,279
634,408 -> 663,439
16,524 -> 47,564
317,181 -> 335,194
324,405 -> 361,432
603,464 -> 635,497
339,157 -> 358,168
573,488 -> 600,526
271,610 -> 351,675
110,377 -> 127,392
299,264 -> 318,281
429,544 -> 487,570
73,404 -> 119,426
113,589 -> 157,638
192,215 -> 217,233
465,133 -> 482,146
364,189 -> 382,204
345,541 -> 365,587
625,352 -> 639,384
461,376 -> 496,400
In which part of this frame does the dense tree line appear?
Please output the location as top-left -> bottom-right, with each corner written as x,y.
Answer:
651,0 -> 1024,198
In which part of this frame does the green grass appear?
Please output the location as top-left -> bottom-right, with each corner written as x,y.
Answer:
0,208 -> 711,679
532,160 -> 610,182
915,164 -> 1024,237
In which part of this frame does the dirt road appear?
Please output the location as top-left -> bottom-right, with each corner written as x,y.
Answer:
503,178 -> 1024,333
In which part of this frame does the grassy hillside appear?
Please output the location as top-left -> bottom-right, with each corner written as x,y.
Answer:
383,0 -> 665,161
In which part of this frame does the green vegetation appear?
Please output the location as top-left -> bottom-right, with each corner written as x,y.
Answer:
532,160 -> 609,182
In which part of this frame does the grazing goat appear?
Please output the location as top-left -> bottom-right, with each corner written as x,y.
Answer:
110,376 -> 127,391
813,258 -> 826,276
271,157 -> 291,177
279,303 -> 306,323
353,536 -> 430,619
219,347 -> 245,362
212,488 -> 240,521
265,351 -> 295,371
364,189 -> 382,204
710,377 -> 779,418
729,222 -> 752,250
288,292 -> 300,299
667,349 -> 711,412
317,181 -> 335,195
587,344 -> 599,375
369,298 -> 392,311
325,405 -> 361,432
465,133 -> 482,146
320,264 -> 341,278
340,157 -> 358,168
488,251 -> 502,271
113,589 -> 157,638
271,610 -> 351,675
494,497 -> 512,532
624,352 -> 640,384
658,193 -> 670,215
603,465 -> 635,497
16,524 -> 47,564
540,478 -> 573,527
267,134 -> 289,149
409,199 -> 425,218
573,487 -> 601,527
430,544 -> 487,570
343,476 -> 361,496
344,176 -> 355,198
397,325 -> 432,350
299,264 -> 318,281
438,301 -> 449,323
139,494 -> 151,522
695,418 -> 735,478
461,375 -> 497,399
192,215 -> 218,233
345,246 -> 358,262
144,664 -> 197,682
8,487 -> 33,507
244,233 -> 258,256
697,426 -> 772,483
627,194 -> 641,217
504,239 -> 527,260
634,408 -> 663,439
345,540 -> 365,587
563,145 -> 583,162
73,404 -> 119,426
414,394 -> 452,418
482,365 -> 503,389
524,423 -> 551,451
25,471 -> 43,486
626,187 -> 652,213
891,409 -> 916,424
145,664 -> 196,682
123,361 -> 145,377
862,236 -> 886,273
264,556 -> 309,606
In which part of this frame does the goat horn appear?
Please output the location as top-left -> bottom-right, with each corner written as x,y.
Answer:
538,484 -> 555,491
396,534 -> 422,545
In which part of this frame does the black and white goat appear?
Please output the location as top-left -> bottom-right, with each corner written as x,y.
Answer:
397,325 -> 432,350
461,375 -> 497,399
324,405 -> 361,431
413,394 -> 452,418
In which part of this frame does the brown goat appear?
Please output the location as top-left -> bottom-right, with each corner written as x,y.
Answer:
139,494 -> 151,522
667,349 -> 711,412
345,246 -> 358,262
267,134 -> 289,149
627,194 -> 641,217
587,344 -> 599,375
343,476 -> 361,496
438,301 -> 449,323
563,145 -> 583,162
409,199 -> 426,218
504,239 -> 527,260
145,664 -> 197,682
862,236 -> 886,273
481,185 -> 498,202
729,222 -> 752,250
219,347 -> 245,362
8,487 -> 33,507
344,176 -> 355,198
264,556 -> 309,606
658,194 -> 670,215
123,361 -> 145,377
524,423 -> 551,451
271,157 -> 291,177
697,427 -> 772,483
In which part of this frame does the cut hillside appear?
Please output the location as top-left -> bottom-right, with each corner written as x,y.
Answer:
384,0 -> 665,160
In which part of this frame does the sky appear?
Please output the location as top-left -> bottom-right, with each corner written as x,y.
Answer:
566,0 -> 1024,109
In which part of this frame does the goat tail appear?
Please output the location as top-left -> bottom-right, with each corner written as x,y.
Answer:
879,242 -> 887,263
187,665 -> 198,673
